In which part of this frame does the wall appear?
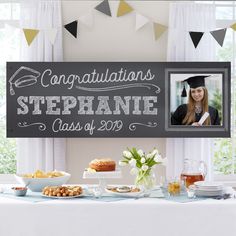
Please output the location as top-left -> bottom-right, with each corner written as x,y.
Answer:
62,1 -> 170,184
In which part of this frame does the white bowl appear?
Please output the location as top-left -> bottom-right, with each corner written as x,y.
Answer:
14,171 -> 71,192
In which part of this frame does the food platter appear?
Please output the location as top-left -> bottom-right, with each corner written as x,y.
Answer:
105,186 -> 143,198
42,194 -> 84,199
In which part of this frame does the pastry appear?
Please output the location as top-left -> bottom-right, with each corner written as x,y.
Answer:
42,186 -> 83,197
89,158 -> 116,171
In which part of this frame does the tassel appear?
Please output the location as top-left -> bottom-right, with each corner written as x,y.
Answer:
181,85 -> 187,97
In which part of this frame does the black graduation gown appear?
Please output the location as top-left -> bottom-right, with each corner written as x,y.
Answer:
171,104 -> 220,125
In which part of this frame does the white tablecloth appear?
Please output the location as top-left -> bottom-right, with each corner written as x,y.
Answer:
1,191 -> 236,236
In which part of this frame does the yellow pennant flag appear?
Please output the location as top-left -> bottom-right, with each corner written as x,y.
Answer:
23,28 -> 39,46
230,23 -> 236,31
117,0 -> 133,17
153,22 -> 167,41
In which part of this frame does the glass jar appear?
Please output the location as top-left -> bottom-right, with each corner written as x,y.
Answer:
135,169 -> 156,193
180,159 -> 207,188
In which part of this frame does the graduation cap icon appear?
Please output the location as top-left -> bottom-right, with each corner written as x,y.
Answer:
181,75 -> 210,97
9,66 -> 41,95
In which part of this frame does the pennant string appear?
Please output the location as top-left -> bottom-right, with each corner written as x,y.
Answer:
5,1 -> 236,47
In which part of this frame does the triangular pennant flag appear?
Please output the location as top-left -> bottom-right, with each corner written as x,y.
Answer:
95,0 -> 112,17
44,28 -> 58,45
79,12 -> 94,28
153,22 -> 167,41
64,20 -> 78,38
4,23 -> 19,40
117,0 -> 133,17
23,28 -> 39,46
210,28 -> 227,47
189,31 -> 204,48
135,13 -> 149,31
230,23 -> 236,31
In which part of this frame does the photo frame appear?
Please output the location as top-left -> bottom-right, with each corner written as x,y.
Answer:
165,66 -> 230,137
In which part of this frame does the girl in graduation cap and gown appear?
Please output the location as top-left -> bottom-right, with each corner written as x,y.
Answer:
171,75 -> 220,126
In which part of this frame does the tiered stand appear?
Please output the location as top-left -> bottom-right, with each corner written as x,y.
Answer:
83,169 -> 122,196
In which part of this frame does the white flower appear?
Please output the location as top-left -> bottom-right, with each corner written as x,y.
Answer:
151,149 -> 158,156
119,160 -> 127,166
123,150 -> 132,158
146,153 -> 152,159
137,149 -> 144,157
141,165 -> 149,171
161,157 -> 168,166
154,154 -> 162,163
130,168 -> 138,175
129,158 -> 137,167
141,157 -> 146,164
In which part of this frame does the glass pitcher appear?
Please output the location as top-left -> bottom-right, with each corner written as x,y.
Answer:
180,159 -> 207,188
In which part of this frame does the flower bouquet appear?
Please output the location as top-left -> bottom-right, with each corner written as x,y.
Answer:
119,147 -> 166,191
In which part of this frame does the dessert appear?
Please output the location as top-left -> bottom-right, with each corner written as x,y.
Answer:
89,159 -> 116,171
42,185 -> 83,197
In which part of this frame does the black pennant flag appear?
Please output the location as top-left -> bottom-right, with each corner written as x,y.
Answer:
210,28 -> 227,47
189,31 -> 204,48
64,20 -> 78,38
95,0 -> 112,17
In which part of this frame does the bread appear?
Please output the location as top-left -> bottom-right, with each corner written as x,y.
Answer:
89,158 -> 116,171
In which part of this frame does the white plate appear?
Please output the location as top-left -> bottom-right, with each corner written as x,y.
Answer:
194,181 -> 223,189
42,194 -> 84,199
105,188 -> 143,198
83,169 -> 122,179
196,187 -> 223,192
191,185 -> 225,197
195,191 -> 224,197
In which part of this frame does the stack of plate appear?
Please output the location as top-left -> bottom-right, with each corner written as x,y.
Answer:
193,181 -> 224,197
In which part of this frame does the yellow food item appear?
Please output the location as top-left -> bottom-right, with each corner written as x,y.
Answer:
86,167 -> 96,173
22,170 -> 64,178
168,181 -> 181,195
42,186 -> 83,197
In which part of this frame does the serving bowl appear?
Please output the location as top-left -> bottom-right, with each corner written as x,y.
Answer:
12,187 -> 28,196
14,171 -> 71,192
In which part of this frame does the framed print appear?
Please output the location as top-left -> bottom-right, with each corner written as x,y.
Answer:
165,65 -> 230,137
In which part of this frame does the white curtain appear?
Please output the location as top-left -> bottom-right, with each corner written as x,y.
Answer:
166,3 -> 216,180
17,0 -> 66,174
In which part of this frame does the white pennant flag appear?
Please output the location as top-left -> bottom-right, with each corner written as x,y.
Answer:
135,13 -> 149,31
79,12 -> 94,28
44,28 -> 58,45
4,23 -> 20,39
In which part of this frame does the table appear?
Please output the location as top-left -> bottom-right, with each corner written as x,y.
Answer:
1,188 -> 236,236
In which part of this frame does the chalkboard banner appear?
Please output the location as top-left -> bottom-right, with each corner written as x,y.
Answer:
7,62 -> 231,137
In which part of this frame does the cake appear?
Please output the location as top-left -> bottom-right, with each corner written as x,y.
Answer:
89,158 -> 116,171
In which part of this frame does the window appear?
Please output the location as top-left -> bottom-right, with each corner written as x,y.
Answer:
197,1 -> 236,181
0,2 -> 20,176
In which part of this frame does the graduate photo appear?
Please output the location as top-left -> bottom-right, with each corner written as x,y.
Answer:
170,73 -> 223,126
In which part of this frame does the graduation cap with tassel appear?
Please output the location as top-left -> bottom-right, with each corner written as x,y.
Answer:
181,75 -> 210,97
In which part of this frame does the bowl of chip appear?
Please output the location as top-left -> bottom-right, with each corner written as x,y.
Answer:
12,187 -> 28,196
14,170 -> 71,192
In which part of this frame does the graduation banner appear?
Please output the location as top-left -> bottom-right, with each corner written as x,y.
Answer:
7,62 -> 231,138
